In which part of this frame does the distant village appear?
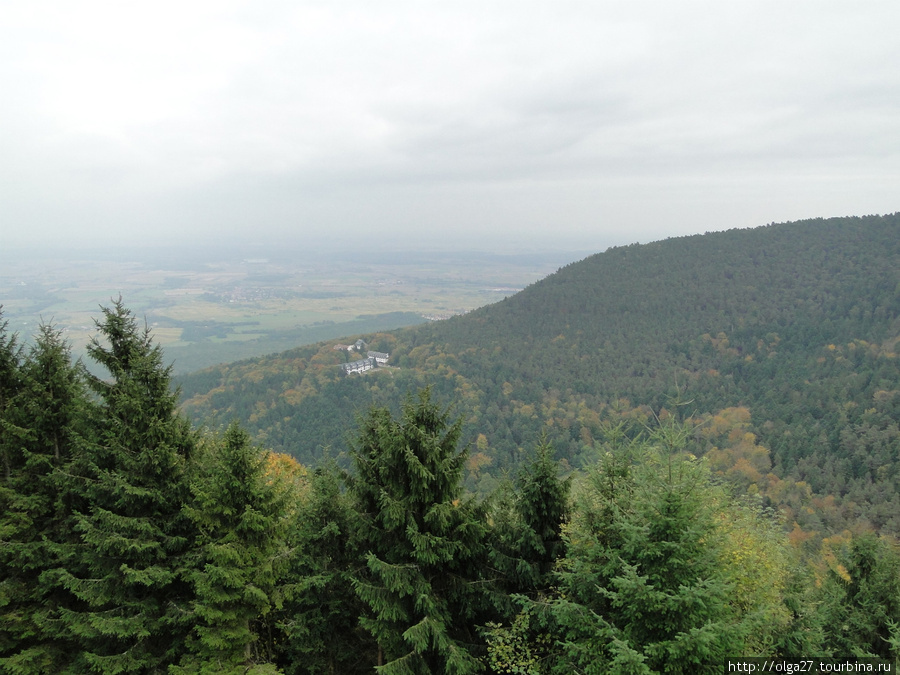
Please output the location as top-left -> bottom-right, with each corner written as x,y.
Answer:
333,339 -> 390,375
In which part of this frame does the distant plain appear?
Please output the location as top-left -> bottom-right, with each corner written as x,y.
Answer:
0,244 -> 585,374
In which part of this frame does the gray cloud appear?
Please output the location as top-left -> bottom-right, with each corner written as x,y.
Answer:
1,1 -> 898,251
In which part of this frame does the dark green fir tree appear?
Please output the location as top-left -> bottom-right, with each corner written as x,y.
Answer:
0,310 -> 26,670
483,441 -> 570,674
275,459 -> 373,675
348,388 -> 491,674
821,533 -> 900,660
509,440 -> 569,595
0,324 -> 95,675
551,423 -> 749,674
0,307 -> 23,492
58,300 -> 199,673
174,422 -> 290,675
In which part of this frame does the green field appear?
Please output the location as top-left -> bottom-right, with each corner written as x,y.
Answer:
0,246 -> 581,373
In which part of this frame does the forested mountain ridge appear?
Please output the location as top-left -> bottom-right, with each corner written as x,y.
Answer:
178,213 -> 900,535
3,220 -> 900,671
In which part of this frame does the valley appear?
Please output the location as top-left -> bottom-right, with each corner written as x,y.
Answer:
3,214 -> 899,670
0,245 -> 580,373
178,214 -> 900,539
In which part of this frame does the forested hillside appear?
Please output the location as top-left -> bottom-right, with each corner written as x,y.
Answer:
178,214 -> 900,539
3,294 -> 900,671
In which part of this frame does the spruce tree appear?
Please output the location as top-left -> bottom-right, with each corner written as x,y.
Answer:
821,533 -> 900,659
58,300 -> 198,673
0,310 -> 25,668
484,441 -> 569,674
509,440 -> 569,595
348,388 -> 490,674
0,307 -> 23,490
275,460 -> 373,674
551,423 -> 749,674
0,325 -> 93,674
174,422 -> 289,675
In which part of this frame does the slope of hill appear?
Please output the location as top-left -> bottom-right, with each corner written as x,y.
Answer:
177,214 -> 900,533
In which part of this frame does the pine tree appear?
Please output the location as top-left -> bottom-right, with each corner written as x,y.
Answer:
0,324 -> 94,674
0,307 -> 23,491
275,459 -> 373,675
174,422 -> 290,675
821,533 -> 900,659
348,388 -> 490,674
551,423 -> 751,674
510,440 -> 569,595
0,309 -> 26,668
484,441 -> 569,674
58,300 -> 199,673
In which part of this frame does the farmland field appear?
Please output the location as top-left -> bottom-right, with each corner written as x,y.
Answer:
0,244 -> 583,374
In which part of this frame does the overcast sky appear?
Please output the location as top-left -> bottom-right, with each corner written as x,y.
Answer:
2,1 -> 899,253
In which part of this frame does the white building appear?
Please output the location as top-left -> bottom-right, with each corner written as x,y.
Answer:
342,356 -> 376,375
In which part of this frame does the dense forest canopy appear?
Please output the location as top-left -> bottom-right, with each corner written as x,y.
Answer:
2,245 -> 899,669
178,214 -> 900,539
